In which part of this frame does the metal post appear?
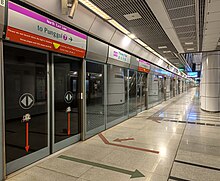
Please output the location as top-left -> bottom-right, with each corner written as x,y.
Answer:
0,40 -> 6,181
0,3 -> 5,180
104,64 -> 107,129
81,59 -> 86,141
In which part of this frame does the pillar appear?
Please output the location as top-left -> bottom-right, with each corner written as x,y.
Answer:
200,52 -> 220,112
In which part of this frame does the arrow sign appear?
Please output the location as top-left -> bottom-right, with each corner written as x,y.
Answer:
58,155 -> 145,179
25,122 -> 30,152
64,91 -> 74,104
69,37 -> 73,42
114,138 -> 135,142
19,93 -> 35,110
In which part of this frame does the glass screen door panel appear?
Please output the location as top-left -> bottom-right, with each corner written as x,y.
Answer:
129,70 -> 137,116
85,62 -> 105,138
137,72 -> 142,112
52,54 -> 81,151
107,65 -> 128,128
4,44 -> 49,173
141,73 -> 147,110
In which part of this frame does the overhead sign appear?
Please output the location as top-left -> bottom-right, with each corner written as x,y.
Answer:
19,93 -> 35,110
6,2 -> 87,58
64,91 -> 74,104
0,0 -> 5,7
187,72 -> 198,78
137,59 -> 150,73
108,46 -> 131,64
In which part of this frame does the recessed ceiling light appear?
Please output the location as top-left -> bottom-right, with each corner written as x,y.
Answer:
185,42 -> 194,45
124,12 -> 142,21
163,50 -> 171,53
158,46 -> 167,49
187,48 -> 194,51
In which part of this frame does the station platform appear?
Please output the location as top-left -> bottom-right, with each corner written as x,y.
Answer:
6,88 -> 220,181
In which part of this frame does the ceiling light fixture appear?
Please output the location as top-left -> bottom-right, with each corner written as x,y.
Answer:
79,0 -> 111,20
108,19 -> 130,34
163,50 -> 171,53
158,46 -> 167,49
185,42 -> 194,45
135,39 -> 148,47
128,33 -> 136,39
187,48 -> 194,51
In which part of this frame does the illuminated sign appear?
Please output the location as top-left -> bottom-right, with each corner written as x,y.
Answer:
6,2 -> 87,58
187,72 -> 198,78
137,59 -> 150,73
108,46 -> 131,63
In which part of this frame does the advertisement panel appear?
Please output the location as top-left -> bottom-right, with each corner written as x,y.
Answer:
6,2 -> 87,58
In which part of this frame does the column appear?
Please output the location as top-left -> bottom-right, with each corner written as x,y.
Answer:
200,52 -> 220,112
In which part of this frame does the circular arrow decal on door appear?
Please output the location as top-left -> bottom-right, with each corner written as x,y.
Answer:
64,91 -> 74,104
19,93 -> 35,110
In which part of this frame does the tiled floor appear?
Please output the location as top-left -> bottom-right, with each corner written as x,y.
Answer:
7,88 -> 220,181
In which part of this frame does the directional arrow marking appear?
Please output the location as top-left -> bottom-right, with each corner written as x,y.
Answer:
58,155 -> 145,179
66,94 -> 73,101
28,96 -> 33,106
114,138 -> 135,142
21,97 -> 27,106
25,122 -> 30,152
64,92 -> 73,103
99,133 -> 159,154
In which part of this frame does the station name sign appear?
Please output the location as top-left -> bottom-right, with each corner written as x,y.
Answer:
108,46 -> 131,64
6,2 -> 87,58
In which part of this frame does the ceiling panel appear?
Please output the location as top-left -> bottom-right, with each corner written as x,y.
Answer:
163,0 -> 198,53
90,0 -> 183,66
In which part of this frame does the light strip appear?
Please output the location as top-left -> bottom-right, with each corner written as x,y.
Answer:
135,39 -> 148,47
108,19 -> 130,34
79,0 -> 185,77
128,33 -> 136,39
79,0 -> 111,20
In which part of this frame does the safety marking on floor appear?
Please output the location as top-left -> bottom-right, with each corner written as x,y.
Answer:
98,133 -> 159,154
113,137 -> 135,142
150,118 -> 220,127
169,176 -> 190,181
174,160 -> 220,171
58,155 -> 145,179
149,119 -> 161,124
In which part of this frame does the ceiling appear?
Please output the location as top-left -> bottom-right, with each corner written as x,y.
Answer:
85,0 -> 218,69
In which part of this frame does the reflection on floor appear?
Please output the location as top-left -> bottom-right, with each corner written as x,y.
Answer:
7,88 -> 220,181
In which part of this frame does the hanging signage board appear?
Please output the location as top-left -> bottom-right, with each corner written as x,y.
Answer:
6,2 -> 87,58
108,46 -> 131,64
137,59 -> 150,73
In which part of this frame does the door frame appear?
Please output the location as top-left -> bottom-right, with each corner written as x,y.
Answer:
51,53 -> 81,153
4,42 -> 50,174
0,40 -> 5,180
